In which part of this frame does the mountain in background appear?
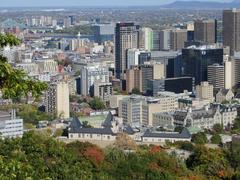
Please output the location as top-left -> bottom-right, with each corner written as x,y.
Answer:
162,0 -> 240,9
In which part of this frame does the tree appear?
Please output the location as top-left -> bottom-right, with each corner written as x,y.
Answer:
89,97 -> 105,110
0,33 -> 47,101
191,132 -> 208,145
211,134 -> 222,144
131,87 -> 141,95
114,133 -> 137,151
233,117 -> 240,132
82,121 -> 93,128
213,124 -> 223,134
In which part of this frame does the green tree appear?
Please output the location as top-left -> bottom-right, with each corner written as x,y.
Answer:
0,33 -> 47,101
131,87 -> 141,95
213,123 -> 224,134
211,134 -> 222,144
89,97 -> 106,110
192,132 -> 208,145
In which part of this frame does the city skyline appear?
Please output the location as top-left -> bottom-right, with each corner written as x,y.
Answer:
0,0 -> 233,7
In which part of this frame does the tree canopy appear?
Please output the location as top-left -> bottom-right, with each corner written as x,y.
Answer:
0,33 -> 47,101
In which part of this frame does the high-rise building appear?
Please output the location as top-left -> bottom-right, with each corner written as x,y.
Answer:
170,29 -> 188,51
93,82 -> 113,102
152,31 -> 160,51
139,27 -> 153,51
207,63 -> 224,90
127,49 -> 145,69
159,29 -> 171,51
225,60 -> 233,89
232,54 -> 240,87
45,81 -> 70,119
119,95 -> 144,126
126,66 -> 142,93
194,19 -> 217,43
196,81 -> 214,102
182,45 -> 223,85
140,63 -> 165,93
147,77 -> 194,96
81,64 -> 109,96
93,24 -> 115,44
115,23 -> 139,79
223,9 -> 240,55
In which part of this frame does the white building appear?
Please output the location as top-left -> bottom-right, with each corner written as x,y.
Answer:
80,63 -> 109,96
153,105 -> 237,130
0,110 -> 23,138
196,81 -> 214,102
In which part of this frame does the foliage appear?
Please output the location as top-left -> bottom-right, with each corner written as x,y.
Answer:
82,121 -> 93,128
17,104 -> 55,125
210,134 -> 222,144
232,117 -> 240,133
212,123 -> 223,134
186,146 -> 234,179
191,132 -> 208,145
0,33 -> 47,101
89,97 -> 106,110
114,133 -> 138,151
0,131 -> 239,179
131,87 -> 141,95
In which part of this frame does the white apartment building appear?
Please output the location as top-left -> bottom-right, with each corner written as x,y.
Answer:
35,59 -> 58,74
80,63 -> 109,96
0,110 -> 23,138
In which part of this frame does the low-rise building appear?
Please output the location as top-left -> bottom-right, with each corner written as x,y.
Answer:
142,128 -> 191,144
93,82 -> 113,102
153,105 -> 237,129
0,110 -> 23,138
216,89 -> 234,103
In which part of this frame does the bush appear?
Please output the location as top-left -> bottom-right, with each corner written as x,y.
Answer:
211,134 -> 222,144
192,132 -> 208,144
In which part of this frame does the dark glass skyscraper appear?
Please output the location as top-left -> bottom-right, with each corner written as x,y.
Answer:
115,23 -> 139,79
182,45 -> 223,85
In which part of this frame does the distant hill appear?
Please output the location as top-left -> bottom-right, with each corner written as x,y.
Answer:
162,0 -> 240,9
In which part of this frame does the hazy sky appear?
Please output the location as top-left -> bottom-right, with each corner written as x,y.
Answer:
0,0 -> 234,7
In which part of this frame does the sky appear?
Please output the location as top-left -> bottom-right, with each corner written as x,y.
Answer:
0,0 -> 233,7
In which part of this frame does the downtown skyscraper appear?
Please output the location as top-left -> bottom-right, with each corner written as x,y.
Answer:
115,23 -> 139,79
223,9 -> 240,55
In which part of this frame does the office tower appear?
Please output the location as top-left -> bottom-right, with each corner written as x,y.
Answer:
223,9 -> 240,55
81,64 -> 109,96
139,27 -> 153,51
182,45 -> 223,85
207,63 -> 224,90
152,31 -> 160,51
194,19 -> 217,43
93,24 -> 115,44
159,29 -> 171,50
147,77 -> 194,96
140,63 -> 165,93
170,29 -> 188,51
93,82 -> 113,102
0,110 -> 23,138
150,51 -> 182,78
138,52 -> 151,65
232,54 -> 240,87
115,23 -> 139,79
196,81 -> 214,102
142,97 -> 177,126
127,49 -> 145,69
224,60 -> 233,89
45,81 -> 70,119
126,66 -> 142,93
119,95 -> 144,126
